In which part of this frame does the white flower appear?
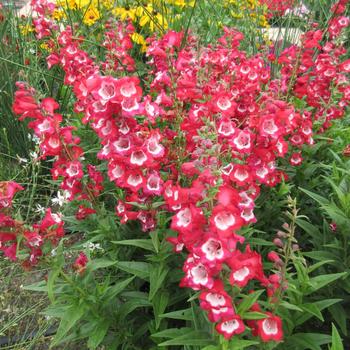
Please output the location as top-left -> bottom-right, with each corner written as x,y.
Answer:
30,151 -> 39,160
35,204 -> 46,214
83,242 -> 103,252
51,191 -> 69,207
17,155 -> 28,164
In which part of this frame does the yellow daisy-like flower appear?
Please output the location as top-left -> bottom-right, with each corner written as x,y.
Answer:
139,5 -> 168,32
167,0 -> 195,7
101,0 -> 113,9
131,32 -> 148,52
19,24 -> 34,36
52,9 -> 66,20
113,7 -> 137,21
56,0 -> 77,10
83,6 -> 100,26
40,42 -> 52,52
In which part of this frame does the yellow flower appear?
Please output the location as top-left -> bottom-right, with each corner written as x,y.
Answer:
52,9 -> 66,20
101,0 -> 113,9
131,33 -> 148,52
83,6 -> 100,26
40,42 -> 52,52
19,24 -> 34,36
56,0 -> 77,10
113,7 -> 137,21
139,5 -> 168,32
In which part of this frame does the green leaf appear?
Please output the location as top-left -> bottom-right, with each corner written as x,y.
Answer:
116,261 -> 150,279
329,304 -> 348,336
88,258 -> 117,271
158,330 -> 213,346
308,260 -> 334,274
104,276 -> 135,301
87,321 -> 109,350
228,338 -> 260,349
296,304 -> 324,325
242,312 -> 267,320
112,239 -> 155,252
153,290 -> 169,329
279,301 -> 303,312
47,268 -> 60,303
295,299 -> 342,326
150,230 -> 160,253
285,333 -> 331,350
151,327 -> 192,339
296,219 -> 322,240
160,308 -> 193,321
149,264 -> 169,301
117,298 -> 152,320
306,272 -> 347,295
299,188 -> 330,206
51,305 -> 85,346
331,323 -> 344,350
23,280 -> 48,292
202,346 -> 219,350
237,290 -> 264,314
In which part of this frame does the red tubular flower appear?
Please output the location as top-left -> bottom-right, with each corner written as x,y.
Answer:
216,316 -> 245,339
73,252 -> 88,274
0,181 -> 24,209
210,204 -> 243,238
227,246 -> 265,288
256,313 -> 283,342
75,205 -> 97,220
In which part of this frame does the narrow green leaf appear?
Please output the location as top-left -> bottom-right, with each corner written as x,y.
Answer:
23,280 -> 48,292
117,298 -> 152,320
279,301 -> 303,312
152,327 -> 192,339
104,276 -> 135,301
331,324 -> 344,350
160,308 -> 193,321
296,304 -> 324,325
149,264 -> 169,301
329,304 -> 348,336
308,260 -> 334,274
295,299 -> 342,327
229,338 -> 260,349
153,290 -> 169,329
285,333 -> 331,350
306,272 -> 347,295
116,261 -> 150,279
112,239 -> 155,252
51,305 -> 85,346
237,290 -> 264,314
242,311 -> 268,320
87,321 -> 109,350
47,268 -> 60,303
158,331 -> 213,346
88,258 -> 116,271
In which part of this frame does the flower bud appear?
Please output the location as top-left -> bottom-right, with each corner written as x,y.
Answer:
273,238 -> 283,248
292,244 -> 299,251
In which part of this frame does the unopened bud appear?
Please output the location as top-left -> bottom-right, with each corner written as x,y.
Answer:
292,244 -> 299,251
277,230 -> 287,238
273,238 -> 284,248
282,223 -> 289,230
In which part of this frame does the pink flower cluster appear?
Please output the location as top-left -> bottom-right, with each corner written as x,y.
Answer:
0,181 -> 64,267
8,0 -> 350,342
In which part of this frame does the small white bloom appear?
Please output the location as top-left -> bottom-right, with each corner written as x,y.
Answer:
30,151 -> 39,160
51,248 -> 57,257
51,191 -> 69,207
32,135 -> 40,144
35,204 -> 46,214
17,155 -> 28,164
